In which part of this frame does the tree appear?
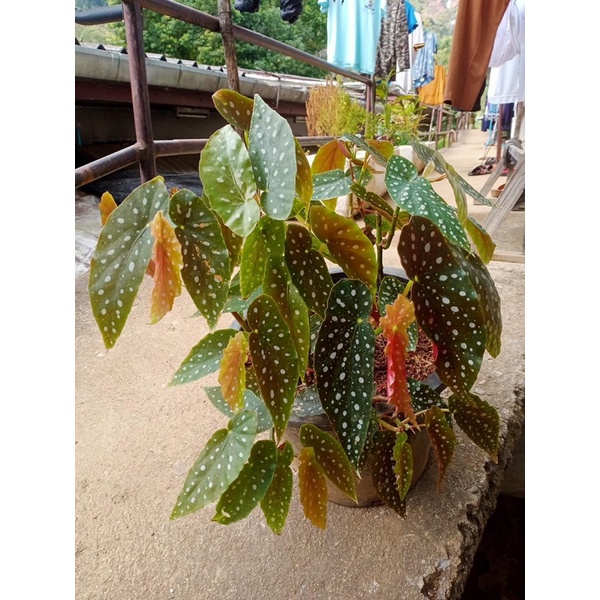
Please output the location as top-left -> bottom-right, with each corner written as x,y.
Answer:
107,0 -> 328,78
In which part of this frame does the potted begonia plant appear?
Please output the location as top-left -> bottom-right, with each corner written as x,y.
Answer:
88,89 -> 502,532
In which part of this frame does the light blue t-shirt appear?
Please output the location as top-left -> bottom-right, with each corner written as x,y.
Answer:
318,0 -> 387,75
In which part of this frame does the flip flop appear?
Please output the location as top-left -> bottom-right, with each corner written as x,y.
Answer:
468,164 -> 493,176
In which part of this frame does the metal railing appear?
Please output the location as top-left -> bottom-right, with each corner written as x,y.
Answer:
75,0 -> 375,189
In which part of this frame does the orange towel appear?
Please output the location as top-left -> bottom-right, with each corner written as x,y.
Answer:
418,65 -> 447,106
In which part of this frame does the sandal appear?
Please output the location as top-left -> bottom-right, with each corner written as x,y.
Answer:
468,164 -> 493,176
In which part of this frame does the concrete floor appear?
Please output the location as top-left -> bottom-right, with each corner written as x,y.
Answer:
75,129 -> 525,600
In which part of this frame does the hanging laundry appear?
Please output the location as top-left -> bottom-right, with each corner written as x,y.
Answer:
405,1 -> 418,34
487,0 -> 525,105
235,0 -> 303,23
418,64 -> 446,105
318,0 -> 387,75
444,0 -> 511,112
395,10 -> 423,94
375,0 -> 409,77
412,28 -> 437,89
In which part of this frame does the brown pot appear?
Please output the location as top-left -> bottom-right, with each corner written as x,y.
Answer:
284,410 -> 432,507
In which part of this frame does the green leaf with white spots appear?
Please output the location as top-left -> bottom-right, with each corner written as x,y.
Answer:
248,295 -> 299,441
350,183 -> 394,219
310,205 -> 378,295
425,405 -> 456,488
399,216 -> 486,393
260,442 -> 294,535
298,446 -> 328,529
89,176 -> 170,349
311,169 -> 352,201
240,216 -> 285,298
171,329 -> 238,386
309,313 -> 323,355
200,125 -> 260,237
294,139 -> 313,214
452,248 -> 502,358
223,271 -> 263,314
284,222 -> 333,318
212,440 -> 278,525
358,407 -> 380,472
248,95 -> 296,220
385,155 -> 470,251
393,432 -> 413,501
315,279 -> 375,469
465,217 -> 496,265
212,89 -> 255,131
449,391 -> 500,462
263,255 -> 310,378
300,424 -> 357,503
170,410 -> 258,520
407,378 -> 449,415
378,276 -> 418,351
169,190 -> 231,329
217,215 -> 243,268
292,385 -> 324,418
204,386 -> 274,433
371,431 -> 406,517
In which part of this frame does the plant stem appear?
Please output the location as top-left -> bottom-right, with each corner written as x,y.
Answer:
376,214 -> 384,285
383,208 -> 400,249
402,280 -> 414,297
232,311 -> 251,332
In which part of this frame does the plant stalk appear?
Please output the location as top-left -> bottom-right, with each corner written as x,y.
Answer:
232,311 -> 251,332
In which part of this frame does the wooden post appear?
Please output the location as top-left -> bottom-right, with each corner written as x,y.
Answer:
496,103 -> 503,163
217,0 -> 240,93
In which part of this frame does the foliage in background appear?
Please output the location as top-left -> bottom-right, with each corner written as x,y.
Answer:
305,78 -> 367,137
104,0 -> 327,78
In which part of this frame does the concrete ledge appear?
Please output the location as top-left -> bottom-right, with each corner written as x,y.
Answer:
75,259 -> 524,600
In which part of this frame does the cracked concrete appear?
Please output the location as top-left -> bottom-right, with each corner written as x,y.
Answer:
75,129 -> 524,599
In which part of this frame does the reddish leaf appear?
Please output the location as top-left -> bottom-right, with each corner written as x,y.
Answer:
367,139 -> 395,162
149,210 -> 183,324
99,191 -> 117,226
425,405 -> 456,488
218,331 -> 248,412
311,139 -> 347,175
298,447 -> 328,529
379,295 -> 417,425
294,139 -> 313,213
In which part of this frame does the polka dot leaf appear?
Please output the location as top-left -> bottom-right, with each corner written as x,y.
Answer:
284,222 -> 333,318
223,271 -> 262,314
216,212 -> 243,268
212,89 -> 255,132
448,391 -> 499,462
99,191 -> 117,226
169,190 -> 231,329
379,295 -> 418,424
300,423 -> 358,503
378,276 -> 418,351
218,331 -> 249,413
212,439 -> 278,525
385,155 -> 470,251
342,133 -> 390,167
452,247 -> 502,358
260,441 -> 294,535
407,378 -> 449,415
248,295 -> 300,442
298,446 -> 328,529
248,95 -> 297,220
370,431 -> 406,517
315,279 -> 375,470
311,169 -> 352,201
310,139 -> 347,175
170,329 -> 238,386
392,432 -> 414,501
200,125 -> 259,237
148,210 -> 183,325
310,205 -> 378,295
204,386 -> 274,433
465,217 -> 496,265
263,255 -> 310,379
425,405 -> 456,489
292,385 -> 324,419
399,216 -> 486,394
240,216 -> 285,299
294,138 -> 313,214
170,409 -> 258,520
89,176 -> 170,349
